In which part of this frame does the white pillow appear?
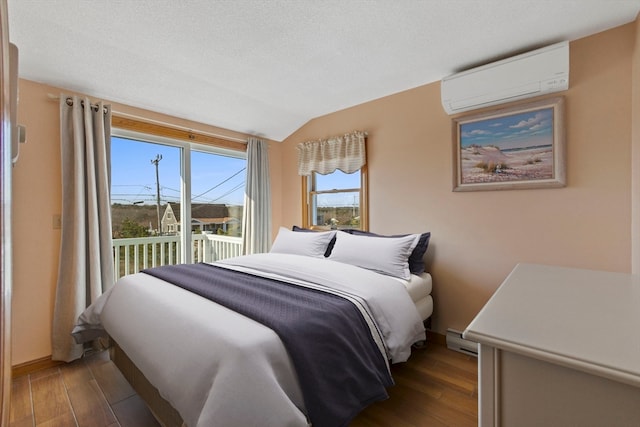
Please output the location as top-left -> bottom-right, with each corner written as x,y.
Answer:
270,227 -> 336,258
329,231 -> 419,280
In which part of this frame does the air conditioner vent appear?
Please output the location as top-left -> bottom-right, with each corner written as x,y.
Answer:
441,41 -> 569,114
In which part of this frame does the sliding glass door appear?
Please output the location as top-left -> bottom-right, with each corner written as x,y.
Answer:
110,130 -> 246,278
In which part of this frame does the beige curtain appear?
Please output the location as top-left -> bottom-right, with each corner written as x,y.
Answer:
52,95 -> 114,362
297,130 -> 367,176
242,138 -> 272,254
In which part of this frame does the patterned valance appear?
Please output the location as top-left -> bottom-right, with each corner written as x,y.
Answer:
296,130 -> 367,176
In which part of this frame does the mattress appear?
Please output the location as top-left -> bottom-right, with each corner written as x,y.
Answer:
397,272 -> 433,321
403,272 -> 433,301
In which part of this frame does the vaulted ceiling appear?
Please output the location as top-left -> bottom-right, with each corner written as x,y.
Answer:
8,1 -> 640,141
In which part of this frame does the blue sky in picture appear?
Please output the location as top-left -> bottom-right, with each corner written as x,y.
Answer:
110,136 -> 247,206
460,107 -> 554,151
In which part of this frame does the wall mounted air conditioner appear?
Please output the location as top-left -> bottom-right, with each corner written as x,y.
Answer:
441,41 -> 569,115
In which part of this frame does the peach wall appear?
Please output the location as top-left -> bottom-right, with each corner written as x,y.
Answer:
281,24 -> 635,335
632,14 -> 640,274
11,80 -> 283,365
11,81 -> 62,366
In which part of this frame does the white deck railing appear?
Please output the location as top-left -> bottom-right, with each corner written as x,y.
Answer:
112,234 -> 243,279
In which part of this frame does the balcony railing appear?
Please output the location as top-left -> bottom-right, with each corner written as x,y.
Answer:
112,234 -> 243,280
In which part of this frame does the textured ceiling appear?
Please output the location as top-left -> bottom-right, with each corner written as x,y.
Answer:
7,0 -> 640,141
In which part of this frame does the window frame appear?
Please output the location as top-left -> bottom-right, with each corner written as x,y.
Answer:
111,117 -> 247,264
112,116 -> 247,153
301,164 -> 368,231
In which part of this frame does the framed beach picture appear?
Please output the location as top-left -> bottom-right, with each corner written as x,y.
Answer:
452,97 -> 566,192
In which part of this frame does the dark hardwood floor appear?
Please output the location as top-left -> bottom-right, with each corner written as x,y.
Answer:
10,342 -> 478,427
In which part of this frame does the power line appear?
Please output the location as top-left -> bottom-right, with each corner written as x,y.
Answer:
161,186 -> 180,194
209,182 -> 245,203
192,167 -> 246,200
112,168 -> 246,205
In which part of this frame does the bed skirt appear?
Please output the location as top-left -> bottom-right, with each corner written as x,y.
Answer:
110,342 -> 185,427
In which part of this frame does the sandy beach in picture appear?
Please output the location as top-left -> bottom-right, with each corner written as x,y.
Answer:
460,144 -> 553,183
458,106 -> 555,184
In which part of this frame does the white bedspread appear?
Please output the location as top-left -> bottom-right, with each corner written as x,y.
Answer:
74,253 -> 425,427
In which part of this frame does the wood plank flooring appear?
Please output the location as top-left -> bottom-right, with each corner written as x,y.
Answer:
350,344 -> 478,427
10,350 -> 159,427
10,343 -> 477,427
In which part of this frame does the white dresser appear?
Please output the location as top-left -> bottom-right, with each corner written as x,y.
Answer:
463,263 -> 640,427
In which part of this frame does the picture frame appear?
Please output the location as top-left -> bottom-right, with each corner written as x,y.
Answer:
452,96 -> 566,192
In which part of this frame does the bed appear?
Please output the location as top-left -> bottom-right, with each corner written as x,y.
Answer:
73,227 -> 433,427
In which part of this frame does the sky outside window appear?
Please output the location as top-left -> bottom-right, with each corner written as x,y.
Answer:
314,170 -> 360,208
111,137 -> 246,206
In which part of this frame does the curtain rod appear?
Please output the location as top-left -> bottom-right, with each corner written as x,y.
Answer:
46,93 -> 248,144
47,93 -> 108,114
66,97 -> 109,114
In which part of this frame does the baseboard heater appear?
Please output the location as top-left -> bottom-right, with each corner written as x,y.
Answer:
446,328 -> 478,357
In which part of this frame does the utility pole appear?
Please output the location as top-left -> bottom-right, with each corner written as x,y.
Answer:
151,154 -> 162,235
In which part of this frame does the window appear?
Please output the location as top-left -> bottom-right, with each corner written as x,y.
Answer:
110,120 -> 246,276
111,138 -> 181,238
302,165 -> 368,230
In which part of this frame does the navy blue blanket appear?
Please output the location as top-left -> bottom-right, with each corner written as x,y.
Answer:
142,262 -> 393,427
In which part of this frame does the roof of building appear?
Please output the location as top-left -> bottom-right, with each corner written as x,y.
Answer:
165,203 -> 229,222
